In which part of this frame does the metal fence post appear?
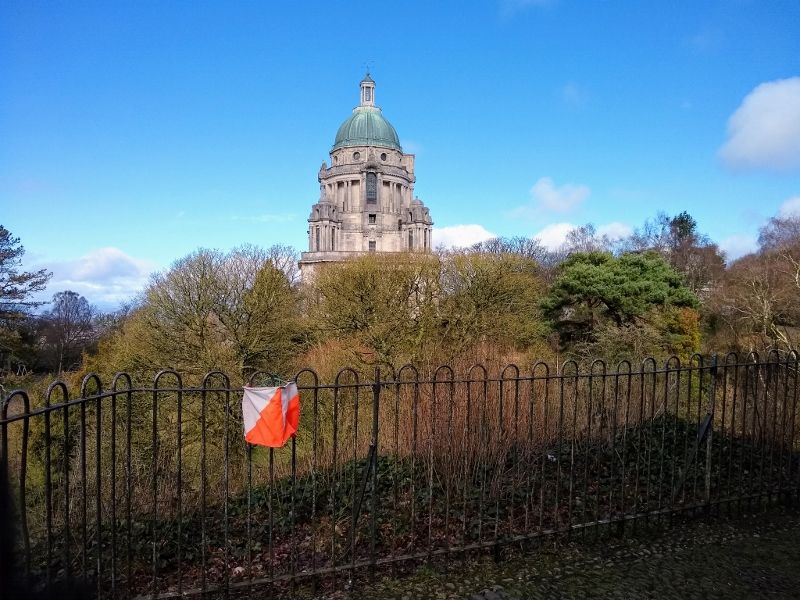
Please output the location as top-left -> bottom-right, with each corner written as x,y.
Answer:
705,355 -> 718,505
370,367 -> 380,583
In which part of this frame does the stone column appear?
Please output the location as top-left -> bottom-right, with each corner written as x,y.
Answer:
377,172 -> 383,211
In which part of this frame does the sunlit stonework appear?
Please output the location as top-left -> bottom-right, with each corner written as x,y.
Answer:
299,74 -> 434,279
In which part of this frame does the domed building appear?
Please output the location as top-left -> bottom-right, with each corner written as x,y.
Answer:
299,74 -> 434,278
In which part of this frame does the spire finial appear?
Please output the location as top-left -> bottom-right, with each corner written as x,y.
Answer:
362,60 -> 374,77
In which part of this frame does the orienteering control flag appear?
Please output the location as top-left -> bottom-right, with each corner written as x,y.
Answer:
242,382 -> 300,448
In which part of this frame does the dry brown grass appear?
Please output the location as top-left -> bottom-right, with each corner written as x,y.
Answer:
3,351 -> 798,571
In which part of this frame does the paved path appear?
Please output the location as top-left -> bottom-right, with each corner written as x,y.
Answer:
326,509 -> 800,599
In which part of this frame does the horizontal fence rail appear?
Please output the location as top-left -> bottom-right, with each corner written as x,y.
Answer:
2,352 -> 800,598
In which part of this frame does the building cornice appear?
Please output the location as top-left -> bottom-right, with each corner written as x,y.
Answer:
319,163 -> 414,182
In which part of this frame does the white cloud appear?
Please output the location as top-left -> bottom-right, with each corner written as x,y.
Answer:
778,195 -> 800,217
433,224 -> 496,249
596,222 -> 633,241
719,234 -> 758,261
719,77 -> 800,171
42,247 -> 156,308
510,177 -> 591,219
531,177 -> 590,212
533,222 -> 575,250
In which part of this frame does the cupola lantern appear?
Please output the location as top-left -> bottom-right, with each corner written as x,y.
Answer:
360,72 -> 375,107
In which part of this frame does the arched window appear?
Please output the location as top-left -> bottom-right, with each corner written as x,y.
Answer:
315,227 -> 320,251
408,229 -> 413,250
366,173 -> 377,204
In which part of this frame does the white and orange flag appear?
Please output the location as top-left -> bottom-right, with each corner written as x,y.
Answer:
242,382 -> 300,448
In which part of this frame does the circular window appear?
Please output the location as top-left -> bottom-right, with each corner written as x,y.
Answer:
353,151 -> 361,161
380,153 -> 387,161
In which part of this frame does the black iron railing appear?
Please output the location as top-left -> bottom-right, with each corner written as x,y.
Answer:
1,351 -> 799,598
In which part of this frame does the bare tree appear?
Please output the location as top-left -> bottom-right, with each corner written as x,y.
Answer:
562,224 -> 615,254
466,235 -> 562,274
41,290 -> 98,373
619,211 -> 724,296
264,244 -> 301,285
759,215 -> 800,252
468,236 -> 548,261
99,245 -> 304,377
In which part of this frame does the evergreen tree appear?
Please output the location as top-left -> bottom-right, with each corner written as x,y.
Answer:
0,225 -> 51,372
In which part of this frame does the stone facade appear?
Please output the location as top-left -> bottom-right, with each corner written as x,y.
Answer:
299,75 -> 433,279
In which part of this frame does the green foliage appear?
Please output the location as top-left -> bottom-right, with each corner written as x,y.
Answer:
543,251 -> 699,344
575,306 -> 701,362
0,225 -> 52,372
306,251 -> 548,367
241,263 -> 305,371
0,225 -> 51,317
308,253 -> 441,366
85,245 -> 304,382
439,251 -> 547,354
669,210 -> 697,243
623,211 -> 726,296
657,306 -> 702,356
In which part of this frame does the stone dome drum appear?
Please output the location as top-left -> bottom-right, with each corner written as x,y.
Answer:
332,106 -> 401,151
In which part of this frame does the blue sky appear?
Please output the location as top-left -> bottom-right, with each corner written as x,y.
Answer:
1,0 -> 799,309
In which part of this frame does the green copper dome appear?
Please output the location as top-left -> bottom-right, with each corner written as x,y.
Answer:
333,106 -> 402,151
